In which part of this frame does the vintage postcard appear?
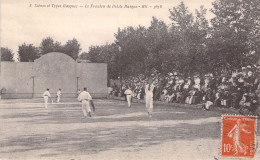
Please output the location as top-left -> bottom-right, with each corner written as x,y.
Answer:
1,0 -> 260,159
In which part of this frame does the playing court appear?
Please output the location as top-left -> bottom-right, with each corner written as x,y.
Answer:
1,99 -> 259,160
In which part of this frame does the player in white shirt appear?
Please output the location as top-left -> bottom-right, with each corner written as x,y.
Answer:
78,87 -> 92,118
56,88 -> 62,103
124,86 -> 133,108
42,88 -> 51,108
145,79 -> 155,117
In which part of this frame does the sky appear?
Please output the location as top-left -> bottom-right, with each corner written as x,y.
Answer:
1,0 -> 215,59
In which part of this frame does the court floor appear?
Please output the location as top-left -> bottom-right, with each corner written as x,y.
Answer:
0,99 -> 259,160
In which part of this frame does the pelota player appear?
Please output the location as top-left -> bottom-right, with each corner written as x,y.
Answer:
42,88 -> 51,108
145,78 -> 155,118
124,86 -> 133,108
78,87 -> 92,118
56,88 -> 62,103
84,87 -> 96,112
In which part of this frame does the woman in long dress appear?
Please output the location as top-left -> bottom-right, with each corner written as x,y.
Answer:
228,119 -> 251,155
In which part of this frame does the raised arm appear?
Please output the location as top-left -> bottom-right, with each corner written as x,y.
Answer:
228,124 -> 237,137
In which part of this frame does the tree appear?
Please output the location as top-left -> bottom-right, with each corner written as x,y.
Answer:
39,37 -> 63,55
78,51 -> 89,60
169,2 -> 194,32
80,44 -> 121,79
62,38 -> 81,60
144,17 -> 171,75
169,2 -> 196,75
18,43 -> 39,62
209,0 -> 260,72
114,26 -> 148,78
1,47 -> 14,61
82,45 -> 105,63
169,2 -> 209,76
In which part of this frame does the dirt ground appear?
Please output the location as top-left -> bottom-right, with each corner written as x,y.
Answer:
0,99 -> 259,160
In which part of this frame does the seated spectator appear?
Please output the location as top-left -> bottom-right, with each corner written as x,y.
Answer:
160,91 -> 167,102
175,78 -> 184,103
239,93 -> 251,108
203,88 -> 214,111
221,90 -> 230,108
116,64 -> 259,112
166,90 -> 175,103
185,88 -> 198,105
214,89 -> 222,107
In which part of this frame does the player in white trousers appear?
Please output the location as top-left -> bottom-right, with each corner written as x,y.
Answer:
42,88 -> 51,108
78,87 -> 92,118
56,88 -> 62,103
124,86 -> 133,108
145,79 -> 155,117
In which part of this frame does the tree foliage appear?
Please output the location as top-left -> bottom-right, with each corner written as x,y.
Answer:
79,44 -> 120,79
39,37 -> 63,55
209,0 -> 260,73
14,0 -> 259,79
145,17 -> 171,75
1,47 -> 14,61
39,37 -> 81,60
18,37 -> 82,61
18,43 -> 39,62
168,3 -> 209,76
78,0 -> 259,79
62,38 -> 81,60
114,26 -> 148,77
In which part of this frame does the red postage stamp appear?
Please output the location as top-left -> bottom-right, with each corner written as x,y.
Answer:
221,115 -> 257,158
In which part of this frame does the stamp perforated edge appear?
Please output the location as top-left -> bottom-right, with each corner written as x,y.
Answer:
220,114 -> 258,159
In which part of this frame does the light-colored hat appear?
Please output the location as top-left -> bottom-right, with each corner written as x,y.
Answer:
232,73 -> 237,77
238,78 -> 244,82
179,79 -> 184,84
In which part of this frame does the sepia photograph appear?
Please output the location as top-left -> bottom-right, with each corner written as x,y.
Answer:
1,0 -> 260,159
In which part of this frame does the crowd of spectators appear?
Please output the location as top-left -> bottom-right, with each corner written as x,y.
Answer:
111,65 -> 260,113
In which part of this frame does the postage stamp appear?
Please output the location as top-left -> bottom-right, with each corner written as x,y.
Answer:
221,115 -> 257,158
